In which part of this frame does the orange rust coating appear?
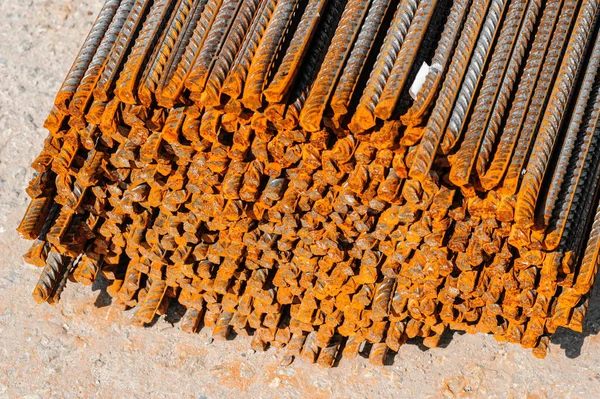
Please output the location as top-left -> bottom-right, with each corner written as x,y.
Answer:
18,0 -> 600,366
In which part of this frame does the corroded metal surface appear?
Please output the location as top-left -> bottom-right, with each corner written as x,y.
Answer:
19,0 -> 600,365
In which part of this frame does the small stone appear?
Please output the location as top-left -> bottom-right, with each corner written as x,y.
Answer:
269,378 -> 281,388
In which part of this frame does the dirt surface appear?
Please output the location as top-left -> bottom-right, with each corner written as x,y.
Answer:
1,1 -> 600,398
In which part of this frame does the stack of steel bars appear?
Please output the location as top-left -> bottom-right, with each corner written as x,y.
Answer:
18,0 -> 600,364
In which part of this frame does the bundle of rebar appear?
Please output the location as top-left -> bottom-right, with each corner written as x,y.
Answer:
18,0 -> 600,364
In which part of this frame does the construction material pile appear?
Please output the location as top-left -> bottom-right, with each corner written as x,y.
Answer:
18,0 -> 600,364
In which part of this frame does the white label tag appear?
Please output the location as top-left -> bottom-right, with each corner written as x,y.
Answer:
409,62 -> 431,100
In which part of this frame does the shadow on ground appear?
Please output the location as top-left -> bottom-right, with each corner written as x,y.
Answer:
92,274 -> 112,308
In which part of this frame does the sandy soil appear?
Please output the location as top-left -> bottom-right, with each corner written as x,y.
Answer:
1,1 -> 600,398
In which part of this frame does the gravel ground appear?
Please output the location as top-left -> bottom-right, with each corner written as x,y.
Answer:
1,1 -> 600,398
